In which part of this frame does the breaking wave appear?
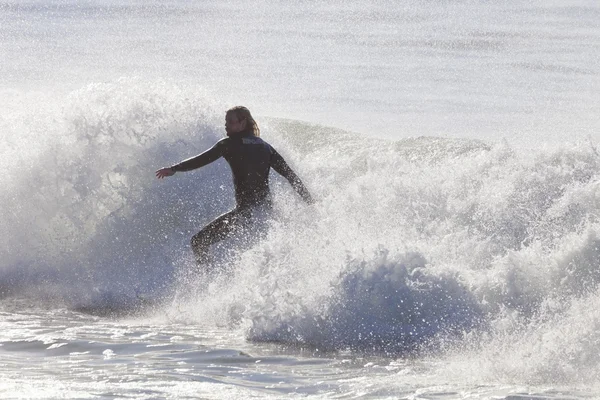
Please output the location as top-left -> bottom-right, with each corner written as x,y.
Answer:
1,80 -> 600,363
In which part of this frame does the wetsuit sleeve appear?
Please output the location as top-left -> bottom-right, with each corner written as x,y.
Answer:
270,148 -> 314,204
171,139 -> 226,172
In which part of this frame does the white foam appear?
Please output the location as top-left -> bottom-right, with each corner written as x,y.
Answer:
2,81 -> 600,376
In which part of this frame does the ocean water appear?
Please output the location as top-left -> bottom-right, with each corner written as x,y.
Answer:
1,0 -> 600,398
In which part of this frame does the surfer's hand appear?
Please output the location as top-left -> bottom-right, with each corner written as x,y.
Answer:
156,167 -> 176,179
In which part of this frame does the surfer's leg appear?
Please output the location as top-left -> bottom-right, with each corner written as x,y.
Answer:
190,209 -> 243,265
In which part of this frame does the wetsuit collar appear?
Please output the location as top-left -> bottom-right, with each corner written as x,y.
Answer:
227,128 -> 254,138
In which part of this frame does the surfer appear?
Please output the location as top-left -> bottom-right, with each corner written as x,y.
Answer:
156,106 -> 313,265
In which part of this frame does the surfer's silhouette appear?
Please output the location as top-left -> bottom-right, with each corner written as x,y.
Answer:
156,106 -> 313,266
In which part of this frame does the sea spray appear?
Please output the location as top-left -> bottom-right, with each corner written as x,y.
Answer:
175,126 -> 600,353
2,80 -> 600,359
245,248 -> 482,352
0,80 -> 225,306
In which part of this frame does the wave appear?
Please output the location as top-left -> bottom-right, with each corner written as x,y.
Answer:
1,80 -> 600,362
0,79 -> 225,307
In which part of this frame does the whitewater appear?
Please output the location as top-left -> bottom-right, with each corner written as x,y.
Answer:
1,1 -> 600,398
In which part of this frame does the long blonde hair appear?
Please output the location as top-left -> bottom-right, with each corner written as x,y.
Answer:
227,106 -> 260,137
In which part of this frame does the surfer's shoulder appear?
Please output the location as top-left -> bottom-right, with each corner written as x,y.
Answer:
215,137 -> 230,148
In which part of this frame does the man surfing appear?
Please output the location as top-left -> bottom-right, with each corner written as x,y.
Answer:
156,106 -> 313,265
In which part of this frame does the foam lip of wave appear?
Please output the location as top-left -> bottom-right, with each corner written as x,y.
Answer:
0,80 -> 225,306
247,249 -> 483,352
2,81 -> 600,369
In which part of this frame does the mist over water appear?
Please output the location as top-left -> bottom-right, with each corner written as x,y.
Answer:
1,0 -> 600,397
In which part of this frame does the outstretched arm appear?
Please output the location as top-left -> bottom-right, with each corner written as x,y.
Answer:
271,149 -> 314,204
156,140 -> 226,179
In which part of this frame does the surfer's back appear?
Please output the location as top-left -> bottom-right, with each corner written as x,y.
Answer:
220,133 -> 275,208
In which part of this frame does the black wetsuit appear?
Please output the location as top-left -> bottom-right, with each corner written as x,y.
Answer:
170,129 -> 312,263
